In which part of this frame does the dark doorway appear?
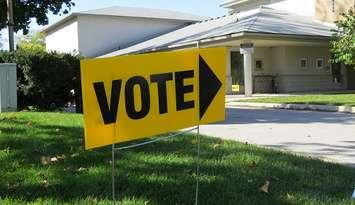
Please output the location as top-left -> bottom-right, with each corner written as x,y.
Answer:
230,51 -> 244,93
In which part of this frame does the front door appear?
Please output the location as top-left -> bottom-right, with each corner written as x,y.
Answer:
230,51 -> 244,94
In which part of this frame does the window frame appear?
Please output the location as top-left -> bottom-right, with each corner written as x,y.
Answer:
254,58 -> 264,71
299,58 -> 308,69
315,58 -> 324,69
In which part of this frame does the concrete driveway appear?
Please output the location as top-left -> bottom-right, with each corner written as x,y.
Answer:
200,107 -> 355,167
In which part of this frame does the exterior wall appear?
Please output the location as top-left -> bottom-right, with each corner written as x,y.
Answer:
268,0 -> 315,16
77,15 -> 189,57
252,47 -> 274,93
222,0 -> 353,21
315,0 -> 354,23
222,0 -> 316,16
222,0 -> 277,12
0,63 -> 17,112
273,46 -> 347,93
45,19 -> 79,54
228,46 -> 348,94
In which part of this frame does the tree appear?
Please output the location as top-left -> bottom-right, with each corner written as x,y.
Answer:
17,32 -> 46,53
0,0 -> 75,34
330,9 -> 355,67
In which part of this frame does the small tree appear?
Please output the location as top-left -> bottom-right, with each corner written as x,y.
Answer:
330,9 -> 355,67
17,32 -> 46,53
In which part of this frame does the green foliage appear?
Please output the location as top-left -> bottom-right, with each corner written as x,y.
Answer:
16,32 -> 46,53
330,9 -> 355,67
0,0 -> 75,34
0,50 -> 82,110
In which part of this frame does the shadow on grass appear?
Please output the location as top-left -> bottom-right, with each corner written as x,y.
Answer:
0,113 -> 354,205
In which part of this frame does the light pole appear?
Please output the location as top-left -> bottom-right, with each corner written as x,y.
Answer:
7,0 -> 15,51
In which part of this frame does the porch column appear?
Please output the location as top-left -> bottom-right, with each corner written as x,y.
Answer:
240,43 -> 254,97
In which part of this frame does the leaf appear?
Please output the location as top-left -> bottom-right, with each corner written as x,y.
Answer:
260,180 -> 270,194
287,193 -> 294,200
71,153 -> 79,158
213,143 -> 220,150
27,121 -> 33,127
77,167 -> 86,172
3,147 -> 11,154
57,154 -> 66,160
50,157 -> 58,162
249,161 -> 257,170
42,179 -> 49,188
41,156 -> 51,165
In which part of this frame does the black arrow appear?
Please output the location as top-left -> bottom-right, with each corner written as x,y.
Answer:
199,55 -> 222,119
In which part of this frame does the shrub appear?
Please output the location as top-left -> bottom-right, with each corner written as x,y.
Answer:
0,49 -> 82,111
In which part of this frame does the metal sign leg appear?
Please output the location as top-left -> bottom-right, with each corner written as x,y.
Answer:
112,143 -> 116,205
109,127 -> 200,205
195,125 -> 200,205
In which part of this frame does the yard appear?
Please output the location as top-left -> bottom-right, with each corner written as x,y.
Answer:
0,112 -> 354,205
240,93 -> 355,107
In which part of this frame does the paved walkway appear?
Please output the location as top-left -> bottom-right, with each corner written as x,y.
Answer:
200,106 -> 355,167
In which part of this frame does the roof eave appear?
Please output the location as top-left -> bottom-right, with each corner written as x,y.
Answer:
42,12 -> 205,35
139,31 -> 331,53
41,13 -> 79,35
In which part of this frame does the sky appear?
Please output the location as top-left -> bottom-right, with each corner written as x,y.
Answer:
0,0 -> 227,49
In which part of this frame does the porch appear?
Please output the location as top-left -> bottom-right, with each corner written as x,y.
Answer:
208,35 -> 350,96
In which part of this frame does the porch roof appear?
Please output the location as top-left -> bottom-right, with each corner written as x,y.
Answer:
101,6 -> 335,58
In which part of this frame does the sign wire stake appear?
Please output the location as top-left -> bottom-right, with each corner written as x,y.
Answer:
112,143 -> 116,205
195,125 -> 201,205
110,127 -> 198,205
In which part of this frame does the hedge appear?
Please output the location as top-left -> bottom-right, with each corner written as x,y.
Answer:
0,49 -> 82,112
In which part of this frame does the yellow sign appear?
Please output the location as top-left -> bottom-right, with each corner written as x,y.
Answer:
81,47 -> 226,149
232,84 -> 240,92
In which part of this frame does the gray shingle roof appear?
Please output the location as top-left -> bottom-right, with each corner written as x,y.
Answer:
101,6 -> 335,57
77,6 -> 207,21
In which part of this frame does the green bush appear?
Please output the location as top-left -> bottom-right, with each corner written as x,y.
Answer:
0,49 -> 82,111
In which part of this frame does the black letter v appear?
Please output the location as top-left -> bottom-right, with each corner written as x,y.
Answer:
93,80 -> 122,125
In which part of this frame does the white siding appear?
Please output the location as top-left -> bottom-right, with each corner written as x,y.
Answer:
77,15 -> 189,57
45,20 -> 79,54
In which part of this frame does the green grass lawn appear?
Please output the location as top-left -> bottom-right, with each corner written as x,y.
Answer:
239,93 -> 355,107
0,112 -> 355,205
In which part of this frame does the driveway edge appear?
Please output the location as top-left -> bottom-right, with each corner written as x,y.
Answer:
227,102 -> 355,114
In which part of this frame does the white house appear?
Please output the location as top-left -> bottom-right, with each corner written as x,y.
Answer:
102,0 -> 355,95
42,6 -> 206,57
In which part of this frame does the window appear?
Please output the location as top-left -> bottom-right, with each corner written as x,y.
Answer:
316,58 -> 324,69
299,58 -> 308,69
255,59 -> 263,71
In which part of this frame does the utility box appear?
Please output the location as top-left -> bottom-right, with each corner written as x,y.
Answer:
0,63 -> 17,112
